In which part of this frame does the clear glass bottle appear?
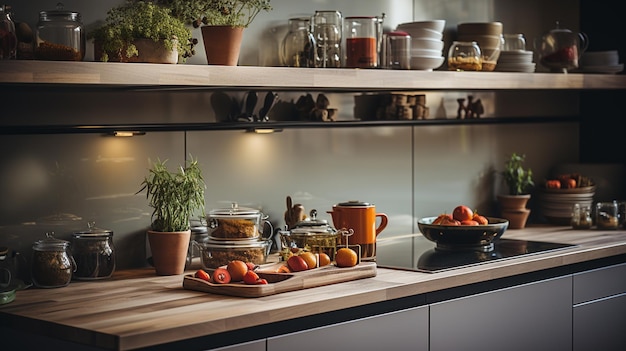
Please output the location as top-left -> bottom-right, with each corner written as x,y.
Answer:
281,17 -> 316,67
31,232 -> 75,288
0,4 -> 17,60
312,10 -> 342,68
35,3 -> 85,61
71,222 -> 116,280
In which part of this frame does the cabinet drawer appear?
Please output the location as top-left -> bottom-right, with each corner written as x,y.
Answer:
573,262 -> 626,304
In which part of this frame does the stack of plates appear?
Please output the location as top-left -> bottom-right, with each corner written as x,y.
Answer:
496,50 -> 536,72
580,50 -> 624,74
457,22 -> 503,71
538,186 -> 596,225
396,20 -> 445,70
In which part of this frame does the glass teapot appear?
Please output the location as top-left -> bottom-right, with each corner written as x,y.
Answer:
535,21 -> 589,73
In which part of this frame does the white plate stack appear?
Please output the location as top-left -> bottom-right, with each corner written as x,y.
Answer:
580,50 -> 624,74
396,20 -> 445,71
496,50 -> 536,72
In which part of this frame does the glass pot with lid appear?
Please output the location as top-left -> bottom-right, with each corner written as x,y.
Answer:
31,232 -> 76,288
35,2 -> 85,61
535,21 -> 588,73
280,209 -> 339,259
71,222 -> 115,280
207,202 -> 273,241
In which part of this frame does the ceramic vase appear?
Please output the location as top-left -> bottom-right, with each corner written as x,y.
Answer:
497,194 -> 531,229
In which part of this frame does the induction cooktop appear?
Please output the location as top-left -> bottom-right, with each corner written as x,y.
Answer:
376,235 -> 577,273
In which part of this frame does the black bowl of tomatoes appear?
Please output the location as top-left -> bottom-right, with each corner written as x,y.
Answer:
417,205 -> 509,251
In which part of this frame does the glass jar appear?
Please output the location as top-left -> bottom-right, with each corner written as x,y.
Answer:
571,203 -> 592,229
35,3 -> 85,61
344,16 -> 379,68
187,222 -> 209,268
71,223 -> 115,280
382,31 -> 411,69
448,41 -> 482,71
281,17 -> 316,67
312,10 -> 342,68
0,4 -> 17,60
31,232 -> 75,288
596,201 -> 619,230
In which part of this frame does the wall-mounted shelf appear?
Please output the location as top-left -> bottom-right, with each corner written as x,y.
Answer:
0,116 -> 579,135
2,61 -> 626,91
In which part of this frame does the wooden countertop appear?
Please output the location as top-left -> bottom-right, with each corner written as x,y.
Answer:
2,226 -> 626,350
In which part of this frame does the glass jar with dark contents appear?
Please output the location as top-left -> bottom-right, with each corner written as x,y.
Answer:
72,222 -> 115,280
31,232 -> 75,288
35,3 -> 85,61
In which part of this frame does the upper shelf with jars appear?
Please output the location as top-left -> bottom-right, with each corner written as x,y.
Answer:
1,61 -> 626,91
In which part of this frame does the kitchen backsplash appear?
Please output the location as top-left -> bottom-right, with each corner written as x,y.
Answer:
0,0 -> 592,270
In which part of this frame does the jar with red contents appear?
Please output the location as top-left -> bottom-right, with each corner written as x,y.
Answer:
344,16 -> 379,68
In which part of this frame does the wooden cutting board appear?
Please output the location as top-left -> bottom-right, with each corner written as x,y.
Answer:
182,262 -> 377,298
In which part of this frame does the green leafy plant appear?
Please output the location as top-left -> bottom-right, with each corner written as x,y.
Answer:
158,0 -> 272,28
88,1 -> 196,62
501,153 -> 535,195
138,157 -> 206,232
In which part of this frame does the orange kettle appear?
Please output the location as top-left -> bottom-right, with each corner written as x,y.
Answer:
327,201 -> 388,260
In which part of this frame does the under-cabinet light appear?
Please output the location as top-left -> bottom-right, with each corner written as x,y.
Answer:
111,131 -> 146,137
246,128 -> 283,134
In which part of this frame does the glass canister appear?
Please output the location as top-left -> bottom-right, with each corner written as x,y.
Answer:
596,201 -> 619,230
382,31 -> 411,69
35,3 -> 85,61
344,16 -> 379,68
0,4 -> 17,60
281,17 -> 316,67
312,10 -> 342,68
187,222 -> 209,268
571,203 -> 592,229
448,41 -> 482,71
71,222 -> 115,280
31,232 -> 75,288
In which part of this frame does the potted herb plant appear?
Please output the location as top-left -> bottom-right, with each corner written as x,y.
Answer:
138,157 -> 206,275
89,1 -> 196,63
157,0 -> 272,65
497,153 -> 535,229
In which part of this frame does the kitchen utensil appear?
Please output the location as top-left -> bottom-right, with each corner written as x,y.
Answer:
536,21 -> 588,73
258,91 -> 279,121
417,216 -> 509,252
327,201 -> 388,261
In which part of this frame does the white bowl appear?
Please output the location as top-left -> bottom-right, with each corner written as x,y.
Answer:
498,51 -> 534,64
410,38 -> 444,51
396,20 -> 445,33
411,49 -> 443,57
410,55 -> 445,70
581,50 -> 619,67
399,27 -> 443,40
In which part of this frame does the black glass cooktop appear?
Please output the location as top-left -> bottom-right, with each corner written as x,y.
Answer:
376,235 -> 577,273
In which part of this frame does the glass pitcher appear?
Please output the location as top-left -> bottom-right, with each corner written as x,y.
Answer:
280,17 -> 316,67
536,21 -> 588,73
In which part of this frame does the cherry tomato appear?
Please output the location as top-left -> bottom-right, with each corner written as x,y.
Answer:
211,268 -> 231,284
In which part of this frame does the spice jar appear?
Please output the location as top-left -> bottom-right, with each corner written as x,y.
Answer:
71,222 -> 115,280
31,232 -> 75,288
596,201 -> 619,230
571,203 -> 592,229
35,3 -> 85,61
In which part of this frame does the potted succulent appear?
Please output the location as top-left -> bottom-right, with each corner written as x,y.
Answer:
497,153 -> 535,229
157,0 -> 272,65
138,157 -> 206,275
89,1 -> 196,63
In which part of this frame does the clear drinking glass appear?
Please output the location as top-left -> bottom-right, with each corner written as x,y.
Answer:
312,10 -> 342,68
502,33 -> 526,51
280,17 -> 316,67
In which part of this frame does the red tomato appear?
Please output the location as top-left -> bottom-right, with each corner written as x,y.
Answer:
472,214 -> 488,225
560,178 -> 576,189
545,180 -> 561,189
211,268 -> 231,284
433,213 -> 452,224
194,269 -> 210,282
287,255 -> 309,272
439,216 -> 461,226
245,262 -> 256,271
452,205 -> 474,222
243,270 -> 260,285
255,278 -> 268,285
460,220 -> 479,226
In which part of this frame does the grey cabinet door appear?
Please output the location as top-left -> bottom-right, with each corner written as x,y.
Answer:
210,339 -> 266,351
430,276 -> 572,351
267,306 -> 428,351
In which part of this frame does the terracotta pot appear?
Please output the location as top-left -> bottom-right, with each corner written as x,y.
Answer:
94,38 -> 178,64
201,25 -> 244,66
497,194 -> 531,229
147,230 -> 191,275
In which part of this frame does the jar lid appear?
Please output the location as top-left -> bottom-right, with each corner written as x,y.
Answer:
293,209 -> 334,232
336,200 -> 374,207
202,238 -> 270,249
72,222 -> 113,238
39,3 -> 81,22
33,232 -> 70,251
209,202 -> 262,218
